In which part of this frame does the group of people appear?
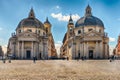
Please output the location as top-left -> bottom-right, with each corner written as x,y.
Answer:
1,55 -> 116,63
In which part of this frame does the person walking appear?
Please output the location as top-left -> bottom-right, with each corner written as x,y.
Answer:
33,56 -> 36,63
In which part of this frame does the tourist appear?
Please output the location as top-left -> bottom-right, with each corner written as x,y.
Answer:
82,56 -> 84,61
33,56 -> 36,63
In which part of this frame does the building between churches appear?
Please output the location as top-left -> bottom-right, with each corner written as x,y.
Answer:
60,5 -> 109,60
114,35 -> 120,57
7,8 -> 57,59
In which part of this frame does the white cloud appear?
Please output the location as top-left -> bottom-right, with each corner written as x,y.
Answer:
51,13 -> 80,22
57,41 -> 62,44
55,41 -> 62,57
109,37 -> 116,42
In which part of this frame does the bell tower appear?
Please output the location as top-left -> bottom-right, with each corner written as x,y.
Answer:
67,14 -> 74,38
44,17 -> 51,35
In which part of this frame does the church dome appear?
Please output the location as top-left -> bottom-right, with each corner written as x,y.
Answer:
17,8 -> 44,29
75,5 -> 104,28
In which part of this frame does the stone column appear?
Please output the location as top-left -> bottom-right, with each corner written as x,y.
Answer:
86,42 -> 88,58
35,42 -> 39,58
80,42 -> 82,57
43,42 -> 45,59
18,41 -> 20,58
34,42 -> 36,57
83,42 -> 86,56
31,41 -> 34,58
80,42 -> 82,58
95,41 -> 98,58
37,42 -> 39,59
98,42 -> 100,58
81,42 -> 84,57
105,43 -> 108,58
21,41 -> 24,59
77,42 -> 80,58
100,42 -> 103,58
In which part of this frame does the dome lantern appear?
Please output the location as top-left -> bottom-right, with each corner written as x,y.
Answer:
28,8 -> 35,18
85,4 -> 92,17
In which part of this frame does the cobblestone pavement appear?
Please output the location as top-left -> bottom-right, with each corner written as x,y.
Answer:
0,60 -> 120,80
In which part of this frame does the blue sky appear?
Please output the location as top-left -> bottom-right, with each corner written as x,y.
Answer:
0,0 -> 120,53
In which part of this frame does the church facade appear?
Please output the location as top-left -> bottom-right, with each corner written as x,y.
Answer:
7,8 -> 57,59
60,5 -> 109,59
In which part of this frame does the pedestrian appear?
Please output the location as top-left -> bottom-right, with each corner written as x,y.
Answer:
82,56 -> 84,61
33,56 -> 36,63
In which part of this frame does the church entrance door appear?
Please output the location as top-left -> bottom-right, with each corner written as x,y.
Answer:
89,50 -> 93,59
26,50 -> 31,59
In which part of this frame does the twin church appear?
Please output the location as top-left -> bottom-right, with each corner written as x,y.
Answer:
7,5 -> 109,59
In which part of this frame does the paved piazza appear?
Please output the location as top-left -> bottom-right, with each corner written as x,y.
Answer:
0,60 -> 120,80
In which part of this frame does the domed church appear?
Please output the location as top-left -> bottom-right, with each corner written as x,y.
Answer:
7,8 -> 57,59
60,5 -> 109,59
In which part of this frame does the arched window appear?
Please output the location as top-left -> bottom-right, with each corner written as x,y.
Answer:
27,29 -> 32,32
46,28 -> 48,33
78,30 -> 81,34
88,29 -> 93,32
19,30 -> 21,33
